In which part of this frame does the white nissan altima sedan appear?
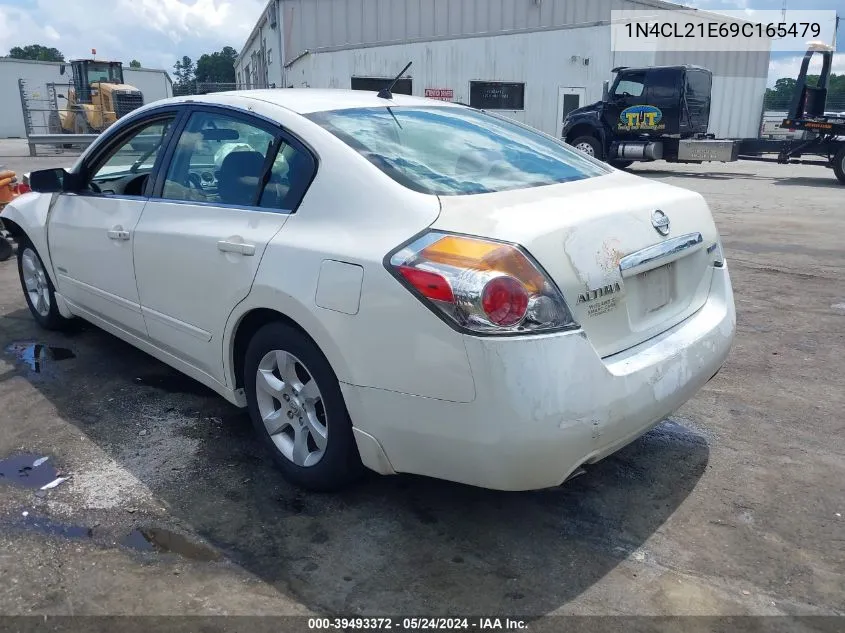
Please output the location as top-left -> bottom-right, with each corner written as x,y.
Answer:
1,89 -> 735,491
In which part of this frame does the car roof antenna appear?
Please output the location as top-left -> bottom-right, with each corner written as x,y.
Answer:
377,62 -> 412,100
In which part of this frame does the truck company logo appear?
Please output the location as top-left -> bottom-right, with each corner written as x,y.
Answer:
619,105 -> 665,131
577,282 -> 622,305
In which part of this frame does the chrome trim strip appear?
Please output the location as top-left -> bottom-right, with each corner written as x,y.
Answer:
151,197 -> 293,215
58,275 -> 142,313
141,306 -> 212,342
618,232 -> 704,278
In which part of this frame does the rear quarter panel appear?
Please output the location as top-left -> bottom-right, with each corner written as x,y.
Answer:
224,105 -> 477,403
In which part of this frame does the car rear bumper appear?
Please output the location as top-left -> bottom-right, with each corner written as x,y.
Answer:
343,265 -> 735,491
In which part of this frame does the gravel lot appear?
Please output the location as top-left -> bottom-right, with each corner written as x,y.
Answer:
0,139 -> 842,624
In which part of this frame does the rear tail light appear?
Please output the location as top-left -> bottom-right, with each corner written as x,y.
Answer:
388,231 -> 576,335
14,183 -> 31,195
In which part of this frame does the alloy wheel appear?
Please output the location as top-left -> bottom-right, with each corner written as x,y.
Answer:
21,248 -> 51,317
255,350 -> 328,467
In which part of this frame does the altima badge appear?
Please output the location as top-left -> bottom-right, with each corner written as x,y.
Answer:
652,210 -> 670,236
577,282 -> 622,305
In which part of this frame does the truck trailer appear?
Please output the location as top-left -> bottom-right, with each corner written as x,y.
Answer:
562,42 -> 845,184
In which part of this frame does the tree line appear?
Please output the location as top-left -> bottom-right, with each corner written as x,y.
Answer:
764,75 -> 845,110
172,47 -> 238,89
3,43 -> 239,86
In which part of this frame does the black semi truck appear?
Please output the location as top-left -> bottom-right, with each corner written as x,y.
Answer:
562,42 -> 845,184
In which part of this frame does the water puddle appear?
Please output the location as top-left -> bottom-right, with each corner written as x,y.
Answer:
5,342 -> 75,373
4,511 -> 218,560
122,528 -> 155,552
19,514 -> 92,540
0,454 -> 59,489
134,374 -> 213,396
121,527 -> 220,561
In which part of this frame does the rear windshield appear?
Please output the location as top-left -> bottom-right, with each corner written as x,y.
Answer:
306,106 -> 610,195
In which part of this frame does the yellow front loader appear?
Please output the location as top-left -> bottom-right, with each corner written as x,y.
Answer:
50,59 -> 144,134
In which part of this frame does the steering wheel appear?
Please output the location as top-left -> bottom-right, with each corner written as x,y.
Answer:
186,173 -> 203,191
88,181 -> 101,194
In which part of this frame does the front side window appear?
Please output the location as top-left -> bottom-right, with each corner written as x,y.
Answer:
88,63 -> 122,85
613,73 -> 646,98
308,106 -> 609,196
88,117 -> 175,195
161,110 -> 314,210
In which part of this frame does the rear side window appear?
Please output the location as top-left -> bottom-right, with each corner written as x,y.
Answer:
686,70 -> 711,99
646,69 -> 681,101
159,110 -> 315,211
307,106 -> 609,196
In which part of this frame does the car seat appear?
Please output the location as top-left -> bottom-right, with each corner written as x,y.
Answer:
217,150 -> 265,206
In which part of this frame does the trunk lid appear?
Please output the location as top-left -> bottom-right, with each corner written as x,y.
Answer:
432,171 -> 720,357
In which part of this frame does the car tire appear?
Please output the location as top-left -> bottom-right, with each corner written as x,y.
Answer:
17,237 -> 72,330
833,146 -> 845,185
609,160 -> 634,169
569,135 -> 604,161
0,236 -> 12,262
243,321 -> 364,491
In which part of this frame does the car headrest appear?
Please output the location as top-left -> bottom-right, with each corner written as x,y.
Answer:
217,150 -> 265,206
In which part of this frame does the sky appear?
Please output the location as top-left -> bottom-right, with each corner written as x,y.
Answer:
683,0 -> 843,84
0,0 -> 841,84
0,0 -> 266,71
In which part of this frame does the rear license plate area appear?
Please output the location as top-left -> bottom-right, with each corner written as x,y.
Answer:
638,263 -> 672,313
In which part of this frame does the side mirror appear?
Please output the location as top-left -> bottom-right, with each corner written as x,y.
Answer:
28,168 -> 79,193
602,81 -> 610,103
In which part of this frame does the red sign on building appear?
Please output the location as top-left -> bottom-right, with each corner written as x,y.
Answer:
425,88 -> 454,101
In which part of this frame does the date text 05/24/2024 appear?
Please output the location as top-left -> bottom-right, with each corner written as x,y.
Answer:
308,618 -> 528,630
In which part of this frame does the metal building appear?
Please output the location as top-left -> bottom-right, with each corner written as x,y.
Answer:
0,58 -> 173,138
235,0 -> 770,139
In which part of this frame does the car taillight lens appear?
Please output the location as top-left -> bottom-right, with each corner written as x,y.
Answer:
14,183 -> 31,195
388,231 -> 576,335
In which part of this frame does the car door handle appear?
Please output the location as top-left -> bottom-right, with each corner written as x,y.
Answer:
107,228 -> 130,241
217,240 -> 256,256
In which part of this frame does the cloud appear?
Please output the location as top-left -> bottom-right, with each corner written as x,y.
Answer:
0,0 -> 265,71
682,0 -> 752,10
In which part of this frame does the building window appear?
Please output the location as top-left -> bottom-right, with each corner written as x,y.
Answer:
244,64 -> 250,88
351,76 -> 413,95
469,81 -> 525,110
267,49 -> 272,65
